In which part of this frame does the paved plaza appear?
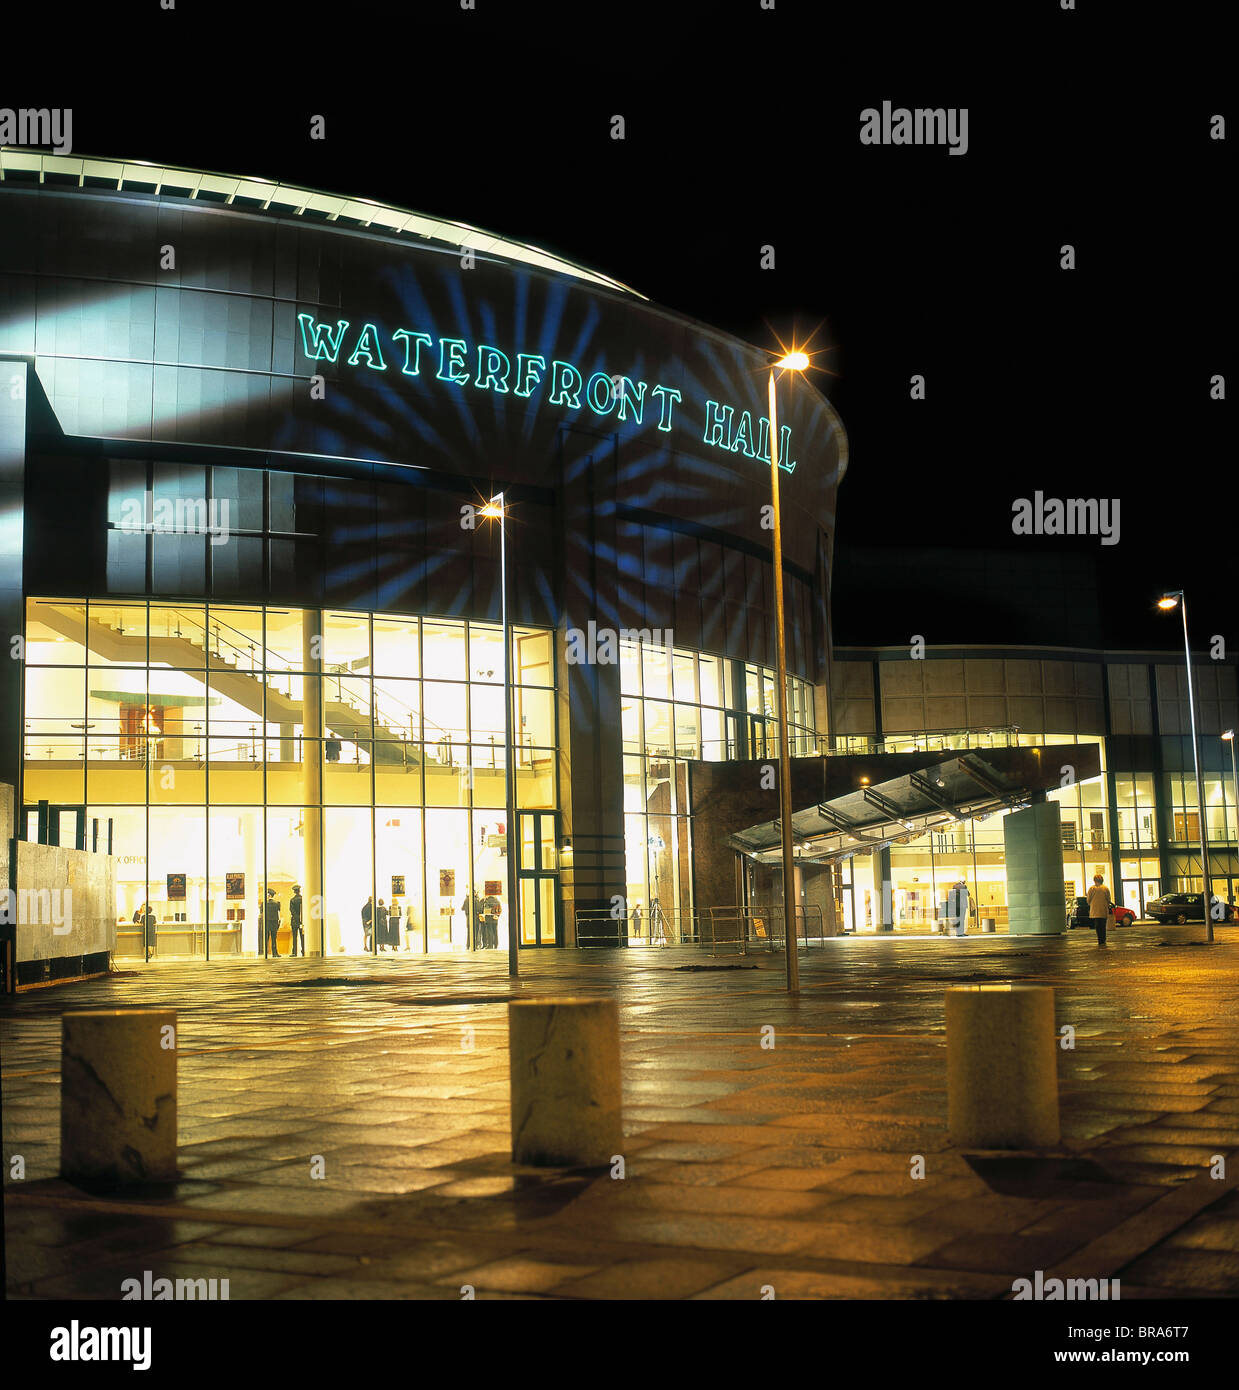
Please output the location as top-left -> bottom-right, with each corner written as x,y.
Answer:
3,927 -> 1239,1300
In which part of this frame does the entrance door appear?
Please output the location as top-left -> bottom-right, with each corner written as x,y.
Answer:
518,811 -> 560,946
1122,879 -> 1159,917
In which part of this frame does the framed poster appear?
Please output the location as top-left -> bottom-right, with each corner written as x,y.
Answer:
226,872 -> 245,899
391,874 -> 406,897
439,869 -> 455,897
484,880 -> 502,896
166,873 -> 186,900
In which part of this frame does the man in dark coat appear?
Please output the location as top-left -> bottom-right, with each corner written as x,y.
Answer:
361,895 -> 373,952
289,885 -> 304,957
376,898 -> 389,951
264,889 -> 281,957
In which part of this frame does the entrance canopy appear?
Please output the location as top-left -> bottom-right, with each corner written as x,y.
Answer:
730,745 -> 1102,864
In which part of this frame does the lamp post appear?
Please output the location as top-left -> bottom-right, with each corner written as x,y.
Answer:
1158,591 -> 1213,943
1224,730 -> 1237,916
768,351 -> 808,993
482,494 -> 520,977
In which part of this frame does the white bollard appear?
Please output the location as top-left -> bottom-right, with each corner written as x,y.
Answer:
60,1009 -> 177,1185
508,997 -> 622,1166
946,985 -> 1059,1147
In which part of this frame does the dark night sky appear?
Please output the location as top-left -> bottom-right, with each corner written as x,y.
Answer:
17,1 -> 1233,651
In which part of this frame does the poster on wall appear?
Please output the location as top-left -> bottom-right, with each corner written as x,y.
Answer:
391,874 -> 405,897
166,873 -> 186,900
484,880 -> 502,896
439,869 -> 455,897
226,873 -> 245,899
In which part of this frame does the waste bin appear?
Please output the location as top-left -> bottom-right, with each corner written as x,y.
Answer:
981,917 -> 996,933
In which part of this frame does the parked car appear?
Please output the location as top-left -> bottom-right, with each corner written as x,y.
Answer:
1068,896 -> 1136,929
1146,892 -> 1234,925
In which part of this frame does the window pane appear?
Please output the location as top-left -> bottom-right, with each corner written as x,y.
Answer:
515,629 -> 553,686
26,600 -> 88,663
324,611 -> 371,673
468,624 -> 505,684
423,620 -> 466,681
373,616 -> 419,677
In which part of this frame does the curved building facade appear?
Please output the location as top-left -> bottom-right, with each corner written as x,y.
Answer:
0,151 -> 848,959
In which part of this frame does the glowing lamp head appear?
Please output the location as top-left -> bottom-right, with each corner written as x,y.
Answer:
1157,593 -> 1180,610
1224,729 -> 1235,742
776,351 -> 810,371
480,500 -> 504,520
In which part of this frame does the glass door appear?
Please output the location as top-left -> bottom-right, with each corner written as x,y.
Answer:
518,811 -> 559,946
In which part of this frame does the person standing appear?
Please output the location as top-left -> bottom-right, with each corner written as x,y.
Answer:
375,898 -> 389,951
264,889 -> 281,958
631,901 -> 643,941
289,885 -> 304,957
1087,873 -> 1112,947
361,895 -> 373,952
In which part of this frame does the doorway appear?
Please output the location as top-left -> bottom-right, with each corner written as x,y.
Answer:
518,811 -> 560,946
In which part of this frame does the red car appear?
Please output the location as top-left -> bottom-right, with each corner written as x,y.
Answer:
1112,903 -> 1136,927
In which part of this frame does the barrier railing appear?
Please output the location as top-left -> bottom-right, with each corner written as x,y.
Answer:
574,907 -> 702,947
703,904 -> 828,957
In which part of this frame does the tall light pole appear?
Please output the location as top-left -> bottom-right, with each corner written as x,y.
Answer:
1224,729 -> 1237,917
769,352 -> 808,993
1158,591 -> 1213,943
482,494 -> 520,977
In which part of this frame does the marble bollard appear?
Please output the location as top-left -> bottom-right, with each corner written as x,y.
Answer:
946,985 -> 1059,1148
508,997 -> 622,1167
61,1009 -> 177,1185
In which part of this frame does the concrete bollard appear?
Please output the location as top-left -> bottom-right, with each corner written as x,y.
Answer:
508,997 -> 622,1167
946,985 -> 1059,1148
982,917 -> 996,933
61,1009 -> 177,1185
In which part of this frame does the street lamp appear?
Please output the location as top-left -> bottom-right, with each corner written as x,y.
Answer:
769,350 -> 809,992
1158,591 -> 1214,942
1224,731 -> 1237,912
481,494 -> 520,978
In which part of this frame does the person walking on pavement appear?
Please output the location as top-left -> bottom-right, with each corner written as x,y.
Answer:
1087,872 -> 1113,947
289,884 -> 304,957
361,895 -> 373,952
264,888 -> 281,958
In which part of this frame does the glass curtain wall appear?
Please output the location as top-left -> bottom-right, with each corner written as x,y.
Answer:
22,599 -> 557,959
620,639 -> 817,939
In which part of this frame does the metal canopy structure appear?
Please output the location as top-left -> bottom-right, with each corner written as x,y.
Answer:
730,744 -> 1103,865
0,148 -> 645,300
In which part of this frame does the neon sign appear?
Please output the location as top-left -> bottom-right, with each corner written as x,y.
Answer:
297,313 -> 797,472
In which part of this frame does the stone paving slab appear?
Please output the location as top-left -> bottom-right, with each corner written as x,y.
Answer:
5,927 -> 1239,1299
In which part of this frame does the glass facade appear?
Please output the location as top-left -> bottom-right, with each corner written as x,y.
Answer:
841,729 -> 1114,932
620,639 -> 817,939
22,599 -> 557,958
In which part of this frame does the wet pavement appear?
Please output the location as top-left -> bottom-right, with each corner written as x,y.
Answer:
4,925 -> 1239,1299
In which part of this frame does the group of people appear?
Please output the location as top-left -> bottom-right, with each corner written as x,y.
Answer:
466,892 -> 503,949
361,895 -> 413,951
263,886 -> 305,957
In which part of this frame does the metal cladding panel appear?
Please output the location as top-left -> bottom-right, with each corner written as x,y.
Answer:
0,186 -> 846,581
